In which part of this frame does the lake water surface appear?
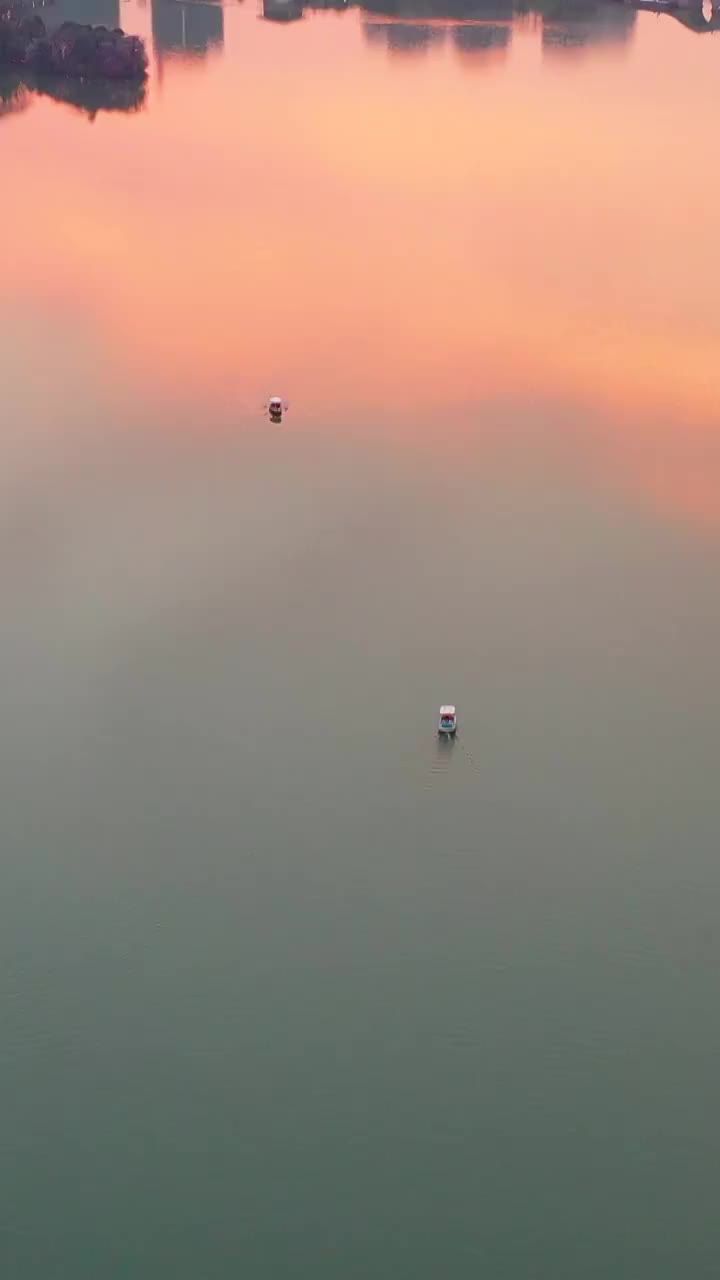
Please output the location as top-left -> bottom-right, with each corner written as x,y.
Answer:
2,2 -> 720,1275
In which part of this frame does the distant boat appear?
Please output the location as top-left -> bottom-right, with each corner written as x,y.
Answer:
438,705 -> 457,737
269,396 -> 283,422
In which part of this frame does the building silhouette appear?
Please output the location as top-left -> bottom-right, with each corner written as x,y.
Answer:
152,0 -> 224,58
453,21 -> 511,61
539,0 -> 636,55
42,0 -> 120,29
262,0 -> 305,20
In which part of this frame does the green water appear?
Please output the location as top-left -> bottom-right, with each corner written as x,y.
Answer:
2,425 -> 719,1276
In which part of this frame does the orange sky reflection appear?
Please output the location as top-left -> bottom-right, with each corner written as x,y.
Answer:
2,3 -> 719,528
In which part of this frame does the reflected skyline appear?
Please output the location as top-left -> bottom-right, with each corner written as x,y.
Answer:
152,0 -> 224,58
261,0 -> 641,55
540,0 -> 637,56
256,0 -> 720,44
262,0 -> 304,21
363,19 -> 446,49
452,26 -> 511,71
40,0 -> 120,26
12,0 -> 717,44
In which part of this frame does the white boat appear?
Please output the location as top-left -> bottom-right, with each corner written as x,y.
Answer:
268,396 -> 283,421
438,705 -> 457,736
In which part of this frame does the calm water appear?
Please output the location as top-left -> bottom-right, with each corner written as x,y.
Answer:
2,2 -> 720,1275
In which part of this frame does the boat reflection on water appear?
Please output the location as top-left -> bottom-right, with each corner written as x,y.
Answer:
0,68 -> 146,119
